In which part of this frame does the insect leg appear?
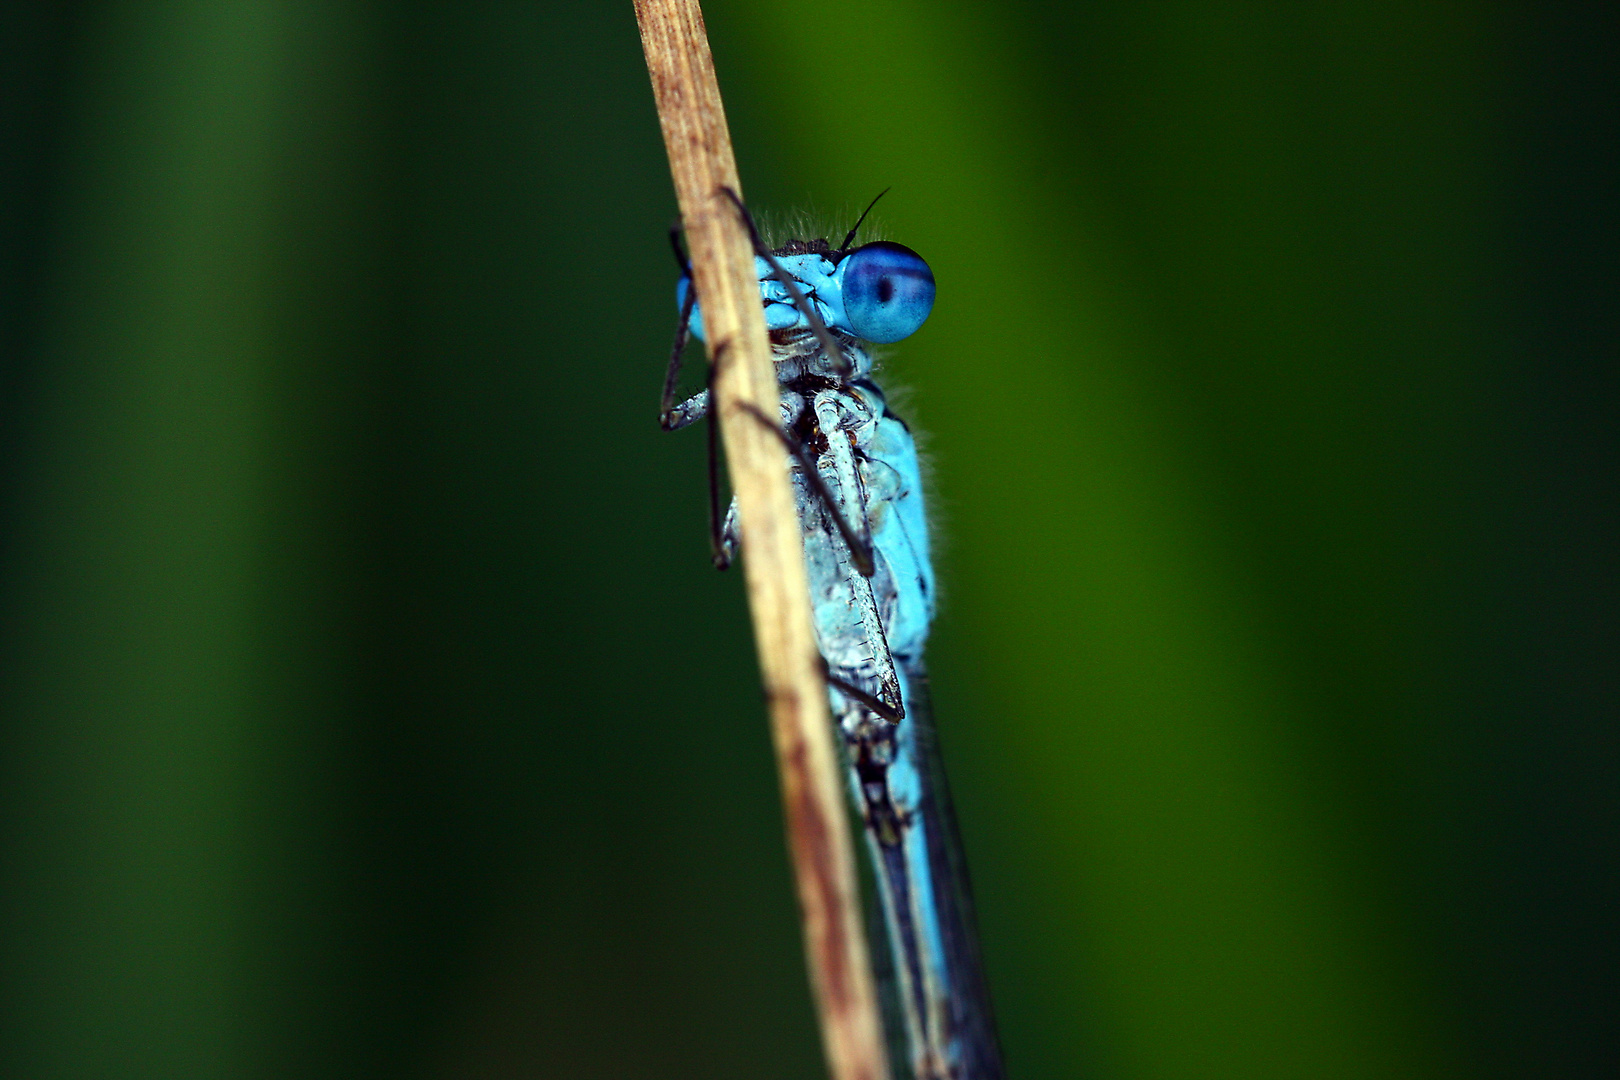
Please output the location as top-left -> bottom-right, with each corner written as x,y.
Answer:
824,661 -> 903,724
660,275 -> 702,430
734,401 -> 876,578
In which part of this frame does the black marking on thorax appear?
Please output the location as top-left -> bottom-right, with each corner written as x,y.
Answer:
792,410 -> 829,457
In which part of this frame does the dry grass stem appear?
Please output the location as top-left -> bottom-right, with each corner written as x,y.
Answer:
632,3 -> 890,1080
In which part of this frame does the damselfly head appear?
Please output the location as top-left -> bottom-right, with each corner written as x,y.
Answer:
673,188 -> 934,347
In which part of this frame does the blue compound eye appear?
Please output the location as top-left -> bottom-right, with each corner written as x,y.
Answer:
840,241 -> 935,343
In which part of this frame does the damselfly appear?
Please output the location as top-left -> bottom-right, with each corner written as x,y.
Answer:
660,195 -> 1002,1080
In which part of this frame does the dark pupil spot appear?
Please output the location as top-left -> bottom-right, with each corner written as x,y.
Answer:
877,277 -> 894,303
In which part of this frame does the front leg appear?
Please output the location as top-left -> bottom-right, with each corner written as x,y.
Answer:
659,225 -> 702,431
735,402 -> 878,578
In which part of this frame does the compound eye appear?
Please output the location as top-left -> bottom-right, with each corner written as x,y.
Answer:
840,241 -> 935,343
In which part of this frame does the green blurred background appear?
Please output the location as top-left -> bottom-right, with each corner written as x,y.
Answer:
2,2 -> 1613,1077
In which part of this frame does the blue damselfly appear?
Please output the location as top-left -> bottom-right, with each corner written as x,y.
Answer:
661,195 -> 1002,1080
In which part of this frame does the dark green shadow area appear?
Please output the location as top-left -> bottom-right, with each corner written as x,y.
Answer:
1,3 -> 1612,1079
